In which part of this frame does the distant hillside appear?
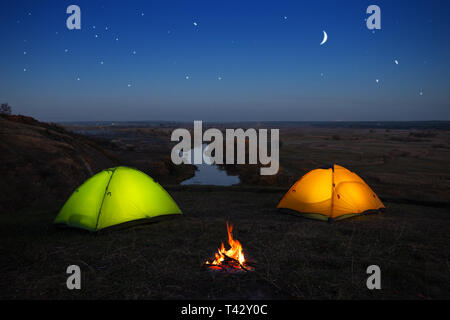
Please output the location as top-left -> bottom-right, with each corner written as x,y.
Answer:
0,114 -> 117,213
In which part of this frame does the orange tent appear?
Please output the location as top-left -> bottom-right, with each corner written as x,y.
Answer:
277,164 -> 384,221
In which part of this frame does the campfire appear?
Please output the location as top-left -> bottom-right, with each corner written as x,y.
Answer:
204,222 -> 254,272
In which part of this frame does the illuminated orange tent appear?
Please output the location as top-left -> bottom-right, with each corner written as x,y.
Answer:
277,164 -> 384,221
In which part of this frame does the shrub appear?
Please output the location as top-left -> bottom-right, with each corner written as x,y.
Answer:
0,103 -> 12,115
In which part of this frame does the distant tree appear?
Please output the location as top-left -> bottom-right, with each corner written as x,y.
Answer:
0,103 -> 12,115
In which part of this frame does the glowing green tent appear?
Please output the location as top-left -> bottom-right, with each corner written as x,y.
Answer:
54,166 -> 182,231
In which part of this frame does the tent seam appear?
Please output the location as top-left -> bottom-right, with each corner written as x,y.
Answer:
95,168 -> 117,231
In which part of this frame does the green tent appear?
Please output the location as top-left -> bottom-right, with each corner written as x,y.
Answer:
54,166 -> 182,231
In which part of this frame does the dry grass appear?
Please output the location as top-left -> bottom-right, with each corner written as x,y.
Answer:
1,121 -> 449,299
1,187 -> 449,299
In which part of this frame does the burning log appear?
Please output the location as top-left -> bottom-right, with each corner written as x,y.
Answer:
204,222 -> 254,272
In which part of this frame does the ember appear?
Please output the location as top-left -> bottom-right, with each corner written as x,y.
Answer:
205,221 -> 254,272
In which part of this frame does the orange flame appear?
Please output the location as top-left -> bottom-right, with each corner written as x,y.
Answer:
205,222 -> 249,269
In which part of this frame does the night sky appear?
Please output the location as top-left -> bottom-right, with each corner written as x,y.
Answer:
1,0 -> 449,122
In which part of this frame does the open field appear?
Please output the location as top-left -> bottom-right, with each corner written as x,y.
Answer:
1,116 -> 449,299
64,121 -> 450,203
1,186 -> 449,299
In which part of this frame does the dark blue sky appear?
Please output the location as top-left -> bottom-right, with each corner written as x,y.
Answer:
1,0 -> 449,121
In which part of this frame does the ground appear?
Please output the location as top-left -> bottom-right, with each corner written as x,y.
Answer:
1,186 -> 449,299
1,117 -> 449,299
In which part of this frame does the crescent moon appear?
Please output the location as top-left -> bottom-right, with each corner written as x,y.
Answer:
320,30 -> 328,45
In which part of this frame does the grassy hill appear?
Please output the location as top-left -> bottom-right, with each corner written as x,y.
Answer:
0,114 -> 117,213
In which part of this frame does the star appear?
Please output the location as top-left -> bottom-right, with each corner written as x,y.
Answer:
100,61 -> 104,65
283,16 -> 288,20
115,37 -> 119,41
23,68 -> 27,72
132,50 -> 136,55
94,34 -> 99,38
185,75 -> 190,80
76,77 -> 80,81
64,49 -> 68,53
23,51 -> 27,55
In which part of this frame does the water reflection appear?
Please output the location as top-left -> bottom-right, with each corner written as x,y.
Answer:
180,144 -> 240,186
